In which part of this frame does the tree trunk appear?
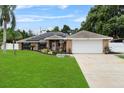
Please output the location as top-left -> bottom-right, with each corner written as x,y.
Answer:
3,21 -> 7,52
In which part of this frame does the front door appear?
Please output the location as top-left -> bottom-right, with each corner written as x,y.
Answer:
52,42 -> 56,51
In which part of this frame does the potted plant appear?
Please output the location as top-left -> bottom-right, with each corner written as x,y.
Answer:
104,47 -> 110,54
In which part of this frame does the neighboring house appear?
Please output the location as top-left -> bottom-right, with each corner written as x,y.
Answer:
17,30 -> 112,53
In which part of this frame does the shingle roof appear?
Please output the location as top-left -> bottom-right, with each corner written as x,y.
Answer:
17,32 -> 67,42
67,30 -> 112,39
16,36 -> 37,42
45,35 -> 64,40
17,30 -> 112,43
27,32 -> 67,41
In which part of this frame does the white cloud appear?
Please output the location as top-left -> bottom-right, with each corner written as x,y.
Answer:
57,5 -> 69,9
43,14 -> 74,19
17,18 -> 43,22
16,14 -> 74,22
17,5 -> 35,9
74,16 -> 86,22
17,5 -> 69,10
16,15 -> 43,22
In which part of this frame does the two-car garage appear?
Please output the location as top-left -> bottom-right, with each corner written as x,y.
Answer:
72,40 -> 103,53
66,31 -> 112,54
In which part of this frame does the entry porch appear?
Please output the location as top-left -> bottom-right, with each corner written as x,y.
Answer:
46,40 -> 66,53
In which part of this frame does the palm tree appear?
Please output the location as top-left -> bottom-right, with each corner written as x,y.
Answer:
0,5 -> 16,52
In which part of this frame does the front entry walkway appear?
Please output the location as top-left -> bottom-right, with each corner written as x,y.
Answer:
74,54 -> 124,88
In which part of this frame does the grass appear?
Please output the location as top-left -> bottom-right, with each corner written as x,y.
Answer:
118,55 -> 124,59
0,50 -> 89,88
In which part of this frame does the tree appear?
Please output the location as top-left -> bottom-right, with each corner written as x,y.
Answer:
52,26 -> 60,32
74,28 -> 79,33
0,28 -> 31,43
6,28 -> 14,43
0,5 -> 16,52
79,21 -> 85,31
80,5 -> 124,38
15,29 -> 23,40
61,25 -> 71,34
46,29 -> 50,32
28,29 -> 34,37
22,30 -> 29,38
0,28 -> 3,46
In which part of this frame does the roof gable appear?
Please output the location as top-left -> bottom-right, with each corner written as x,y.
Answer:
45,35 -> 65,40
68,30 -> 112,39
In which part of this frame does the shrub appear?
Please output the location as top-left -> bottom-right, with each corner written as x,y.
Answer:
41,48 -> 49,54
104,47 -> 110,54
53,51 -> 57,55
48,51 -> 53,55
68,48 -> 72,54
58,48 -> 63,53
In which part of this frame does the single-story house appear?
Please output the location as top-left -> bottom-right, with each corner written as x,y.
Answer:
17,30 -> 112,53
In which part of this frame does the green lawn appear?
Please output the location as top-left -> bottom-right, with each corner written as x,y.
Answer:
0,50 -> 89,88
118,55 -> 124,59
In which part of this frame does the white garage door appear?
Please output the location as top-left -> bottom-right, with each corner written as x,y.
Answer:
72,40 -> 103,53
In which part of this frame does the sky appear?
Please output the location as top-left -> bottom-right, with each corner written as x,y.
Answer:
15,5 -> 92,34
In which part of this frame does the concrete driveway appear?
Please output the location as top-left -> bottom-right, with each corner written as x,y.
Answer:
74,54 -> 124,88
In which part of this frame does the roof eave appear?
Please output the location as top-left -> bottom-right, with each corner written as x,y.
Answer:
16,41 -> 46,43
66,37 -> 113,40
45,38 -> 66,40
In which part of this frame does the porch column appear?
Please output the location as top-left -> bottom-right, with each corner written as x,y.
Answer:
46,40 -> 50,49
103,39 -> 109,53
66,40 -> 72,53
59,40 -> 64,52
35,43 -> 38,50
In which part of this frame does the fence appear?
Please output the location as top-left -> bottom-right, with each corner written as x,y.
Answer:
1,43 -> 19,50
109,42 -> 124,53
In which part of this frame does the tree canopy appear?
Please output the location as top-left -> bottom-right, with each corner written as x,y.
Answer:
0,28 -> 34,43
52,26 -> 60,32
61,25 -> 71,34
0,5 -> 16,30
80,5 -> 124,38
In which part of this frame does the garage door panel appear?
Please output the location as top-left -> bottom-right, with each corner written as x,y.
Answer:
72,40 -> 103,53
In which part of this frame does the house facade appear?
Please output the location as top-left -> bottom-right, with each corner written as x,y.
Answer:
17,31 -> 112,53
17,32 -> 67,52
